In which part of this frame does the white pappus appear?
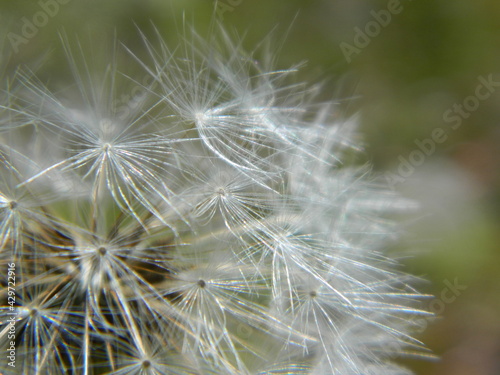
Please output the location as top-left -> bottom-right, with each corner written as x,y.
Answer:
0,25 -> 432,375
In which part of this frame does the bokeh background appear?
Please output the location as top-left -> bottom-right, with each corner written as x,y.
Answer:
1,1 -> 499,374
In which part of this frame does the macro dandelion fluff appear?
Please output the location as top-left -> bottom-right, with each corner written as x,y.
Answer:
0,26 -> 432,374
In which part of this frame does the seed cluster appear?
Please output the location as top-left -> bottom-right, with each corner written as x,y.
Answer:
0,28 -> 430,374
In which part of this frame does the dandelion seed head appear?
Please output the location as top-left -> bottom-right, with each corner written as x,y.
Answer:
0,25 -> 431,374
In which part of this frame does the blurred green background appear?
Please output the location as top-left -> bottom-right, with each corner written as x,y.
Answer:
2,1 -> 499,374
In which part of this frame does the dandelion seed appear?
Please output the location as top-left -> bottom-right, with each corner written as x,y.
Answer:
0,25 -> 431,374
